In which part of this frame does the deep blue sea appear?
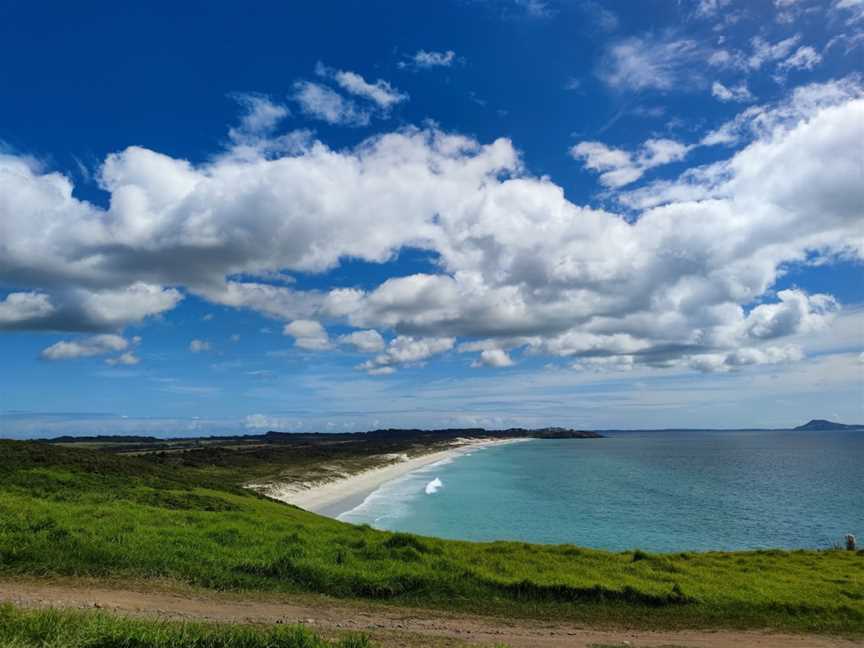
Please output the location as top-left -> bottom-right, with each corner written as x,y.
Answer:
339,430 -> 864,551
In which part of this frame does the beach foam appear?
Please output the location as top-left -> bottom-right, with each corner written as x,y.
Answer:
425,477 -> 443,494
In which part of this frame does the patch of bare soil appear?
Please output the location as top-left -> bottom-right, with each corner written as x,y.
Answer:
0,580 -> 858,648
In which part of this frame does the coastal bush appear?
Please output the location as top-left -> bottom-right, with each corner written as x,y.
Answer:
0,604 -> 372,648
1,440 -> 863,634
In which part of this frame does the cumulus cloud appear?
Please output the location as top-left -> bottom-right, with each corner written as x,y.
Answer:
686,345 -> 804,373
0,292 -> 55,328
402,50 -> 456,69
472,348 -> 515,367
699,78 -> 863,147
338,329 -> 386,352
41,334 -> 131,360
358,336 -> 454,374
744,290 -> 837,340
570,138 -> 691,187
284,319 -> 331,350
189,339 -> 211,353
1,78 -> 862,378
712,81 -> 753,102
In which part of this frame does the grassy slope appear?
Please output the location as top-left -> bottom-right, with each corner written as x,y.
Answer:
0,603 -> 372,648
0,441 -> 862,634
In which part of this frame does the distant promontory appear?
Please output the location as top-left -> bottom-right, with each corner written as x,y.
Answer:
792,419 -> 863,431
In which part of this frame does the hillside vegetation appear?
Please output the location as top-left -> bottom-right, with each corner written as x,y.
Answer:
0,440 -> 862,634
0,603 -> 371,648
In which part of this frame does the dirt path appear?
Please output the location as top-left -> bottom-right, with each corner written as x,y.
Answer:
0,580 -> 858,648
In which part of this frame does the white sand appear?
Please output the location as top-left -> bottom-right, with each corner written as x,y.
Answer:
254,437 -> 527,516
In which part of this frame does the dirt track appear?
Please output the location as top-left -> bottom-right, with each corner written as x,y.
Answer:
0,580 -> 859,648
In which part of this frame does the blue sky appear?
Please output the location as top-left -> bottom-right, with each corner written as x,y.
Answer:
1,0 -> 862,437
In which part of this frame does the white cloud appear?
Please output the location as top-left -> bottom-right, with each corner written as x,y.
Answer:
826,31 -> 864,55
106,351 -> 140,366
773,0 -> 809,23
76,283 -> 182,329
570,138 -> 691,187
358,335 -> 454,374
402,50 -> 456,69
707,50 -> 737,68
712,81 -> 753,102
710,35 -> 819,76
41,334 -> 130,360
695,0 -> 733,16
748,35 -> 801,70
744,290 -> 837,340
194,281 -> 322,322
686,344 -> 804,373
338,329 -> 386,352
833,0 -> 864,25
571,355 -> 636,372
472,348 -> 515,367
0,292 -> 55,328
284,319 -> 331,350
189,339 -> 211,353
699,77 -> 862,148
228,93 -> 289,145
292,81 -> 371,126
244,413 -> 301,430
2,79 -> 863,379
382,335 -> 455,364
777,46 -> 822,72
316,63 -> 408,109
598,35 -> 705,91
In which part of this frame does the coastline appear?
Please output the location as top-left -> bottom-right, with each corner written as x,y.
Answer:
254,437 -> 528,518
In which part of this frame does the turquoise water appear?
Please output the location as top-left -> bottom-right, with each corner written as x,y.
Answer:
339,430 -> 864,551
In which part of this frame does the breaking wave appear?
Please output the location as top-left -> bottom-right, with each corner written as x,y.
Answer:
425,477 -> 443,494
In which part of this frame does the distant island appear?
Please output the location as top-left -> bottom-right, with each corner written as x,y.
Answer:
793,419 -> 864,431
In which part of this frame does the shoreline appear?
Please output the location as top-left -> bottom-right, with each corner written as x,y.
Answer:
253,437 -> 529,518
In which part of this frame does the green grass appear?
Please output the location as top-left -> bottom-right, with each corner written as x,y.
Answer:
0,603 -> 371,648
1,440 -> 863,635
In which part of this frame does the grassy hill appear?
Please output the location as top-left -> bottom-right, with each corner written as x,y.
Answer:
0,603 -> 371,648
0,440 -> 862,635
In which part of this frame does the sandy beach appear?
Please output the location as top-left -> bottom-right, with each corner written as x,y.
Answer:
254,437 -> 528,517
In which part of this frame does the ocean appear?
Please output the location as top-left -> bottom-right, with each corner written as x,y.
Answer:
338,429 -> 864,552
